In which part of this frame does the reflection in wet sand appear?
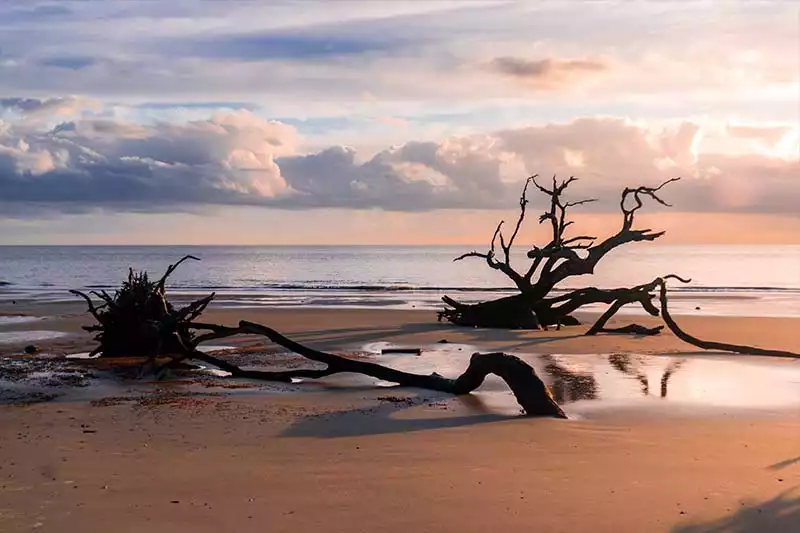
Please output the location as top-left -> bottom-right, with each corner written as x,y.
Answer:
359,345 -> 800,416
607,353 -> 688,399
660,359 -> 686,398
2,340 -> 799,416
541,354 -> 598,403
608,353 -> 650,395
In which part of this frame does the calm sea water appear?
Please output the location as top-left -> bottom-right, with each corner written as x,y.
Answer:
1,245 -> 799,317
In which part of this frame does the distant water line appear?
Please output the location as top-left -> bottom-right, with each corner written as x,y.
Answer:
1,245 -> 799,317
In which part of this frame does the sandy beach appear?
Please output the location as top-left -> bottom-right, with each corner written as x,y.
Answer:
1,303 -> 799,532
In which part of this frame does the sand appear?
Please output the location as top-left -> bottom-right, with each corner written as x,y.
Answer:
1,302 -> 799,532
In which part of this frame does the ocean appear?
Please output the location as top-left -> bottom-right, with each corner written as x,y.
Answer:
1,245 -> 799,317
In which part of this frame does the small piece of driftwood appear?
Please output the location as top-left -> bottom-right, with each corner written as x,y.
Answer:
381,347 -> 422,355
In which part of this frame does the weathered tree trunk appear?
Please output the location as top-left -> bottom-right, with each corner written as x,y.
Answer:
438,294 -> 541,329
438,294 -> 581,329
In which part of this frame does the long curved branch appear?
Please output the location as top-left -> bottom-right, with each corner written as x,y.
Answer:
155,254 -> 200,294
578,275 -> 800,357
655,278 -> 800,359
186,320 -> 566,417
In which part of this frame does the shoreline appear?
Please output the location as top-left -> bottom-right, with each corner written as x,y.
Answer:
2,301 -> 800,355
0,302 -> 800,353
4,286 -> 800,320
2,302 -> 800,532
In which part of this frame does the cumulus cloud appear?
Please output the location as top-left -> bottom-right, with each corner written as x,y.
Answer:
0,103 -> 797,216
0,110 -> 296,210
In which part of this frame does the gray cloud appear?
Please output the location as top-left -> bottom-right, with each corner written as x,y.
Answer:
490,57 -> 608,88
0,96 -> 81,114
39,56 -> 96,70
0,106 -> 797,217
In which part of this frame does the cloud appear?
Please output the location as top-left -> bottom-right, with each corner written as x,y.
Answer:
725,124 -> 792,144
490,57 -> 608,88
184,32 -> 411,61
0,1 -> 794,110
39,56 -> 96,70
0,96 -> 83,115
0,110 -> 296,211
135,101 -> 260,111
0,103 -> 797,217
2,4 -> 73,23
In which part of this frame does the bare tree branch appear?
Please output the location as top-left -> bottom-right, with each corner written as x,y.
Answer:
185,320 -> 566,417
154,254 -> 200,295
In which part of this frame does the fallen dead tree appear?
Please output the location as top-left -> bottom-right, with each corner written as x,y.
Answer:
69,259 -> 566,417
440,175 -> 681,331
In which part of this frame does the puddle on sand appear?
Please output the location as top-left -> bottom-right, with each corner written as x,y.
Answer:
195,345 -> 237,353
0,330 -> 70,344
65,352 -> 98,359
3,342 -> 798,417
0,316 -> 44,326
362,341 -> 475,356
341,345 -> 800,417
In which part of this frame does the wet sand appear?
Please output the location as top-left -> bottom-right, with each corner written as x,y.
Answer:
1,303 -> 799,532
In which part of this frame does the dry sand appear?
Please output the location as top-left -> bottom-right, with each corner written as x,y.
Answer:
1,303 -> 799,532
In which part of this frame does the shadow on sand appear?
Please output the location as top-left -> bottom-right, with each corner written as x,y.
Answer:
281,393 -> 517,438
672,489 -> 800,533
768,456 -> 800,471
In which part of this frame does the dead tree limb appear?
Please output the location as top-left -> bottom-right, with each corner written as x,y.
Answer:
183,320 -> 566,418
592,275 -> 800,357
654,278 -> 800,359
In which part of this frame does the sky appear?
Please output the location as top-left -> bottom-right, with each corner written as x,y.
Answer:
0,0 -> 798,245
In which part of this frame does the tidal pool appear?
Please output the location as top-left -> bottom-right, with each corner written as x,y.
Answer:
332,343 -> 800,417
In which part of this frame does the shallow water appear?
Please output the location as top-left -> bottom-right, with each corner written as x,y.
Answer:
3,245 -> 800,317
320,344 -> 800,417
2,345 -> 798,416
0,330 -> 70,344
0,315 -> 43,325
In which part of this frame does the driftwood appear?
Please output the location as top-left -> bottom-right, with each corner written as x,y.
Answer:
438,294 -> 544,329
442,175 -> 681,330
71,256 -> 800,421
181,320 -> 566,417
69,260 -> 566,417
652,278 -> 800,359
381,348 -> 422,355
70,255 -> 213,358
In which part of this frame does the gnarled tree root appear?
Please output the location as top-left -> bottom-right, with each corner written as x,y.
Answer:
182,320 -> 567,418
